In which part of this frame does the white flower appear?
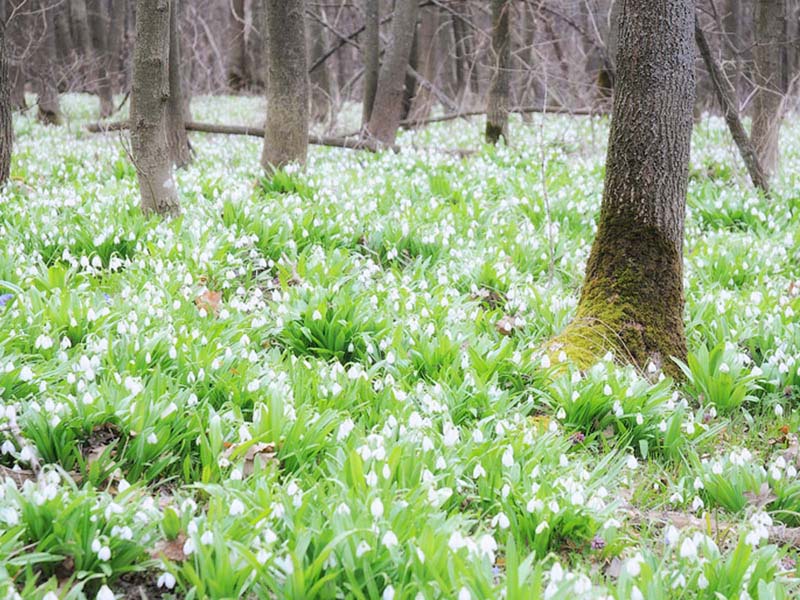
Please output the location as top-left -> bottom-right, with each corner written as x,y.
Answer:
491,512 -> 510,529
370,498 -> 384,519
626,455 -> 638,470
502,445 -> 514,468
698,573 -> 709,589
182,537 -> 195,555
382,585 -> 395,600
679,537 -> 697,559
229,498 -> 245,516
458,588 -> 471,600
19,366 -> 33,382
448,530 -> 467,551
664,525 -> 680,546
356,540 -> 371,557
381,531 -> 398,548
625,553 -> 643,576
337,418 -> 355,441
157,572 -> 176,589
775,404 -> 784,417
200,530 -> 214,545
312,310 -> 322,321
96,585 -> 115,600
472,463 -> 486,478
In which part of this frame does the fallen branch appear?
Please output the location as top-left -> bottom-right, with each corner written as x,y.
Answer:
86,120 -> 394,152
401,104 -> 605,128
627,508 -> 800,548
694,16 -> 770,195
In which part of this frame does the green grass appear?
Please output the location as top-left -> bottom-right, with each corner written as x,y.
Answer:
0,96 -> 799,598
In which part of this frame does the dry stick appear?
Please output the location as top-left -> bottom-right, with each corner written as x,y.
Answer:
694,17 -> 771,196
627,508 -> 800,548
403,104 -> 603,128
85,120 -> 476,157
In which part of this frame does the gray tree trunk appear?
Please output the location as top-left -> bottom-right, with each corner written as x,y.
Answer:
227,0 -> 248,90
486,0 -> 510,144
408,6 -> 439,123
261,0 -> 308,171
109,0 -> 126,92
361,0 -> 379,127
0,16 -> 11,188
247,0 -> 268,90
308,13 -> 332,123
166,0 -> 191,168
366,0 -> 418,146
752,0 -> 785,178
723,0 -> 743,99
36,3 -> 63,126
553,0 -> 695,377
130,0 -> 180,217
88,0 -> 114,117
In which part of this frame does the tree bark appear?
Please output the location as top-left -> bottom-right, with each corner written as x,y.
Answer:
262,0 -> 309,171
486,0 -> 510,144
109,0 -> 126,92
550,0 -> 695,377
752,0 -> 785,178
166,0 -> 191,168
227,0 -> 248,90
723,0 -> 743,99
308,11 -> 332,123
408,6 -> 439,123
247,0 -> 268,90
130,0 -> 180,217
365,0 -> 419,146
695,18 -> 770,195
88,0 -> 115,117
361,0 -> 379,127
36,2 -> 63,126
0,16 -> 12,188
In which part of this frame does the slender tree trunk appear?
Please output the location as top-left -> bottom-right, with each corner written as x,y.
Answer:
308,13 -> 332,123
130,0 -> 180,217
109,0 -> 126,92
408,6 -> 439,123
723,0 -> 742,99
262,0 -> 308,171
36,3 -> 63,126
551,0 -> 695,376
361,0 -> 379,127
486,0 -> 510,144
227,0 -> 248,90
752,0 -> 785,178
70,0 -> 96,91
0,16 -> 12,187
365,0 -> 419,146
247,0 -> 268,90
166,0 -> 191,168
695,18 -> 770,195
400,23 -> 419,121
88,0 -> 114,117
5,6 -> 26,110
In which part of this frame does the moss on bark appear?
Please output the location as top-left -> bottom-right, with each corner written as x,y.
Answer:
548,213 -> 687,378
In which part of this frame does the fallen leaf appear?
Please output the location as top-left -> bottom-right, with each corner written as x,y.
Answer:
195,290 -> 222,317
743,482 -> 777,509
151,532 -> 188,561
222,441 -> 278,477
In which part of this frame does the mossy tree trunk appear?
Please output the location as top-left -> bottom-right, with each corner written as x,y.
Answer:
166,0 -> 191,168
752,0 -> 785,179
130,0 -> 180,218
361,0 -> 379,128
0,15 -> 12,188
365,0 -> 419,146
486,0 -> 510,145
550,0 -> 695,377
261,0 -> 309,172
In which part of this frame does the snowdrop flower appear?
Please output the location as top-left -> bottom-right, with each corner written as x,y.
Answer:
370,498 -> 384,519
664,525 -> 680,546
382,585 -> 395,600
501,445 -> 514,468
356,540 -> 371,557
472,463 -> 486,478
626,455 -> 638,470
448,531 -> 467,551
157,572 -> 176,589
491,512 -> 510,529
96,585 -> 115,600
458,588 -> 471,600
182,537 -> 195,556
200,530 -> 214,545
625,553 -> 644,576
381,531 -> 398,548
679,537 -> 698,560
229,498 -> 245,516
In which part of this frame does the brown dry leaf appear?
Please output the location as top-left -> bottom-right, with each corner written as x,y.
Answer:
195,290 -> 222,317
0,465 -> 37,486
222,441 -> 278,477
151,532 -> 188,561
495,314 -> 522,336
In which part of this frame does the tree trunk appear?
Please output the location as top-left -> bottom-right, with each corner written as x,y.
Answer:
695,18 -> 770,195
227,0 -> 248,90
408,6 -> 439,124
723,0 -> 742,99
365,0 -> 419,146
361,0 -> 379,127
400,23 -> 419,122
70,0 -> 97,92
486,0 -> 510,144
88,0 -> 115,117
130,0 -> 180,217
109,0 -> 126,92
247,0 -> 268,90
0,16 -> 12,188
308,12 -> 332,123
752,0 -> 785,178
166,0 -> 191,168
551,0 -> 695,377
36,3 -> 64,126
262,0 -> 309,171
5,5 -> 27,110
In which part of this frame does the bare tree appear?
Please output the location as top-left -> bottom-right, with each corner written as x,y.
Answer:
551,0 -> 695,376
361,0 -> 379,127
1,9 -> 11,187
486,0 -> 510,144
166,0 -> 191,167
365,0 -> 419,146
262,0 -> 309,171
752,0 -> 785,178
227,0 -> 247,89
88,0 -> 115,117
35,1 -> 63,125
130,0 -> 180,217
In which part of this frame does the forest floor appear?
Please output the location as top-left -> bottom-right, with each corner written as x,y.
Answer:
1,95 -> 800,599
